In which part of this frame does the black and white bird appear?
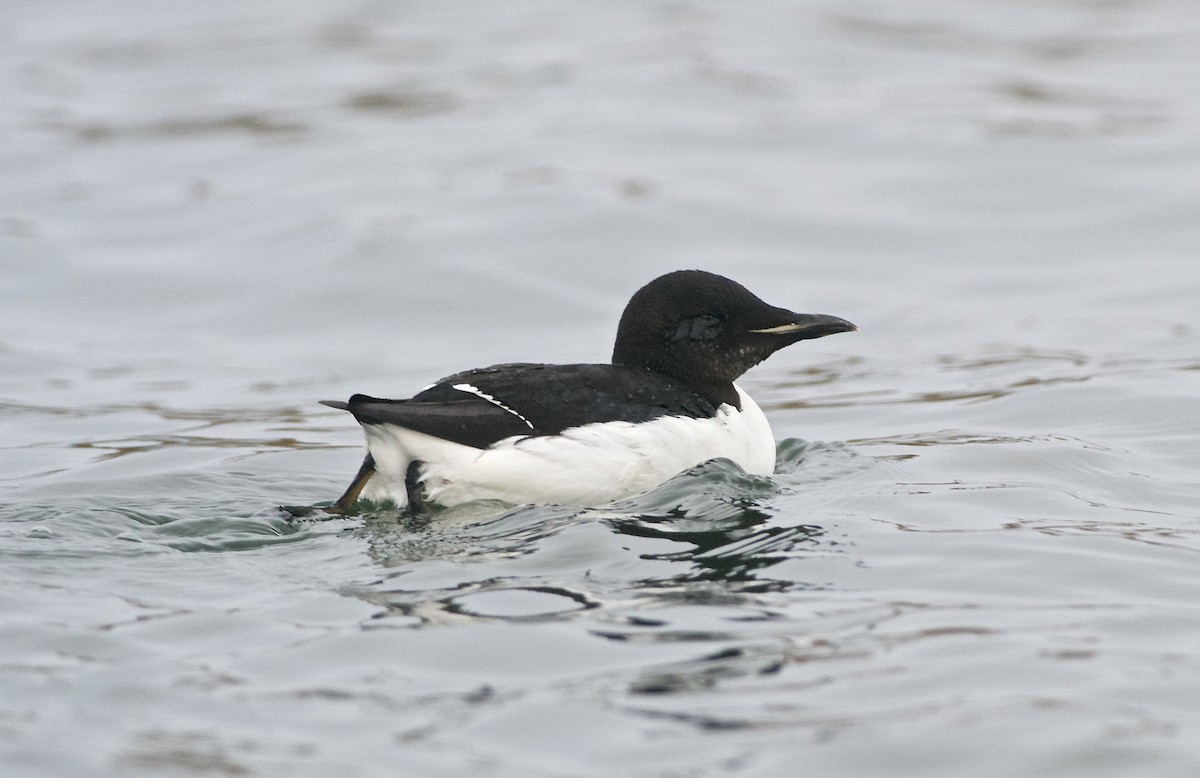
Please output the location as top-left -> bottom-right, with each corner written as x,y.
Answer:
318,270 -> 855,513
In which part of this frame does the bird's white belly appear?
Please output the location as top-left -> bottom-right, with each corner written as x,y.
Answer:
359,384 -> 776,509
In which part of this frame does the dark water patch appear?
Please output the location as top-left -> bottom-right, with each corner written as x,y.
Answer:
63,112 -> 308,143
591,600 -> 796,648
627,642 -> 787,696
342,446 -> 867,633
445,585 -> 597,620
606,512 -> 825,591
1002,514 -> 1200,552
353,502 -> 585,568
356,577 -> 600,628
611,458 -> 779,516
115,730 -> 255,777
144,512 -> 312,553
343,89 -> 459,117
68,432 -> 334,465
597,444 -> 864,591
987,77 -> 1169,137
831,12 -> 955,46
853,429 -> 1059,448
773,438 -> 874,480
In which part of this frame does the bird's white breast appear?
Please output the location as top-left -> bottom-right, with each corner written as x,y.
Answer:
358,384 -> 776,509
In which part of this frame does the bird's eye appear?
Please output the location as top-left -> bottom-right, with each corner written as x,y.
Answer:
670,314 -> 723,342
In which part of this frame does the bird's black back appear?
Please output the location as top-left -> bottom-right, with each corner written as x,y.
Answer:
324,362 -> 719,450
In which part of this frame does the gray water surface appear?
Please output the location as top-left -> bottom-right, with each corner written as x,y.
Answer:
3,2 -> 1200,776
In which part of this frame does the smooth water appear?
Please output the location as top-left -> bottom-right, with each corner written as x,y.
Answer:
3,1 -> 1200,776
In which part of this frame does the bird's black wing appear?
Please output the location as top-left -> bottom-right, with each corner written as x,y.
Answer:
322,362 -> 718,450
320,394 -> 533,449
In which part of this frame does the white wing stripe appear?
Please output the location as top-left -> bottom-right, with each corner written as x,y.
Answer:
452,383 -> 536,430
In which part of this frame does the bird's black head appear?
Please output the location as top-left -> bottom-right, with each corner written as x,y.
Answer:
611,270 -> 856,407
